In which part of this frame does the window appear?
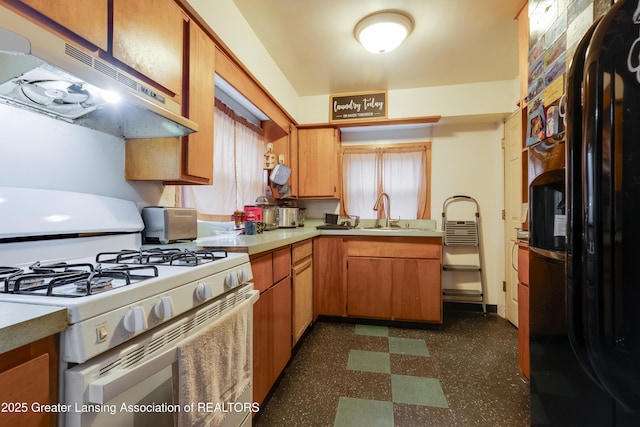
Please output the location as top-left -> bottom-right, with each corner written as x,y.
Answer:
180,100 -> 264,220
341,143 -> 431,220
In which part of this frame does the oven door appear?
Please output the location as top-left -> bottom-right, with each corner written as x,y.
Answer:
64,286 -> 258,427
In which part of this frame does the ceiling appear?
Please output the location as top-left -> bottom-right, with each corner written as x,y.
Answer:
232,0 -> 525,97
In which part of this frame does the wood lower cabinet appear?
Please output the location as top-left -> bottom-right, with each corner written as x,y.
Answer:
314,237 -> 346,317
347,258 -> 392,318
392,258 -> 442,322
346,237 -> 443,323
0,335 -> 58,427
252,288 -> 273,408
517,242 -> 530,379
272,277 -> 292,378
315,236 -> 443,323
251,247 -> 292,407
291,240 -> 313,346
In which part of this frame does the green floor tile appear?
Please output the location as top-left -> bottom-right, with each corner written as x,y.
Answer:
391,374 -> 448,408
347,349 -> 391,374
354,324 -> 389,337
389,337 -> 429,357
334,397 -> 394,427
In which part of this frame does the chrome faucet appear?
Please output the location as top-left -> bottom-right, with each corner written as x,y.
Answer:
373,192 -> 391,228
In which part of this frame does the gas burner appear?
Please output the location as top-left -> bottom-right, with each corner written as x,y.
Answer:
96,248 -> 228,266
1,261 -> 159,297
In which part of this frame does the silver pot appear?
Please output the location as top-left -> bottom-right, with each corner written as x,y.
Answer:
278,207 -> 299,228
261,206 -> 279,230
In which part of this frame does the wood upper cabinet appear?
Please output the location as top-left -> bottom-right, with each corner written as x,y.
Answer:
271,124 -> 298,198
125,19 -> 215,184
517,1 -> 529,105
182,20 -> 215,182
16,0 -> 184,99
112,0 -> 185,97
17,0 -> 108,50
297,127 -> 341,198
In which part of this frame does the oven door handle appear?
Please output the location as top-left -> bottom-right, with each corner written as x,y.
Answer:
87,347 -> 177,404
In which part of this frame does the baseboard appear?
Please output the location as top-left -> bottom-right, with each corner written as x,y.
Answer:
443,302 -> 497,313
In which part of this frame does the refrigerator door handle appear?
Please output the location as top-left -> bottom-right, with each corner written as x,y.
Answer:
565,16 -> 604,391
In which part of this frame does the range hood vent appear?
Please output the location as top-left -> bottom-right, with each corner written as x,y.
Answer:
0,10 -> 198,139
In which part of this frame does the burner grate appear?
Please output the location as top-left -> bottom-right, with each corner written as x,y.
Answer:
1,261 -> 159,297
96,248 -> 228,266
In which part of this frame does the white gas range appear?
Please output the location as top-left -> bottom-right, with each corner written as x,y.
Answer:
0,187 -> 257,427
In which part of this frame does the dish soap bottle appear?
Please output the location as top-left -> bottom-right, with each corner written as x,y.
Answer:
264,143 -> 276,170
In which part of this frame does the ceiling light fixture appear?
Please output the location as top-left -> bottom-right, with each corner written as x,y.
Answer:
354,10 -> 414,55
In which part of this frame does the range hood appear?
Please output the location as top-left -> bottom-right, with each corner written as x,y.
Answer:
0,9 -> 198,139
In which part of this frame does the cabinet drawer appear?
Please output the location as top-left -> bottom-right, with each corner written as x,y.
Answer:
273,246 -> 291,284
292,240 -> 313,264
347,237 -> 442,259
251,253 -> 273,293
518,245 -> 529,286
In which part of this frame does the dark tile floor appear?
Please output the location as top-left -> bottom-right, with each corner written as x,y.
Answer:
254,309 -> 530,427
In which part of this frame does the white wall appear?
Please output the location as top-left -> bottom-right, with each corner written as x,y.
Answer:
431,122 -> 506,315
0,104 -> 173,206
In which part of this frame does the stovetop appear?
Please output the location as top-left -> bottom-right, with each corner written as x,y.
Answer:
0,248 -> 230,298
0,248 -> 251,324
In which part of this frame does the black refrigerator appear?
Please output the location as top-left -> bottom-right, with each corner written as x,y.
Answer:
530,0 -> 640,425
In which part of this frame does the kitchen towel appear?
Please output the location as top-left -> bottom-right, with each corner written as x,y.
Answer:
177,294 -> 254,427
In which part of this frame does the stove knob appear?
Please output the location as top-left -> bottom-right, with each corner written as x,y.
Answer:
225,272 -> 239,288
123,306 -> 147,333
153,296 -> 174,320
195,282 -> 212,301
238,267 -> 250,283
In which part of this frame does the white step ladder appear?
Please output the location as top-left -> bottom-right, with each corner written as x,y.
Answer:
441,195 -> 487,313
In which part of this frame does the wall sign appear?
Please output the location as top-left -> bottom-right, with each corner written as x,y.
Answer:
330,91 -> 387,122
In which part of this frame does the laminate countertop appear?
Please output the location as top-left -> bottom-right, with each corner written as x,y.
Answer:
195,219 -> 444,255
0,302 -> 67,354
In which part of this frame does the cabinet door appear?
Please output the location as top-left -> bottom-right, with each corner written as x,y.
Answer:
314,237 -> 345,316
292,257 -> 313,346
184,20 -> 215,182
112,0 -> 184,96
18,0 -> 108,50
298,128 -> 340,198
252,287 -> 273,406
392,259 -> 442,322
0,354 -> 50,426
272,277 -> 292,379
518,282 -> 530,379
347,257 -> 392,319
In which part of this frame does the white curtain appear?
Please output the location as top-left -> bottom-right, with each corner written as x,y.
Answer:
181,104 -> 264,219
342,152 -> 378,218
343,146 -> 428,220
382,150 -> 425,219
